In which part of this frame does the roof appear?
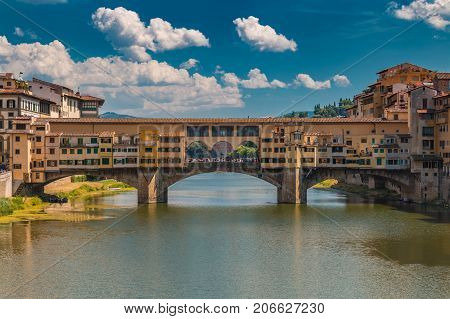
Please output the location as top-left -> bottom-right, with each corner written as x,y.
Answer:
32,77 -> 72,92
0,88 -> 35,96
81,95 -> 104,102
40,117 -> 408,125
407,85 -> 437,93
99,131 -> 114,137
385,108 -> 408,113
376,63 -> 432,75
434,92 -> 450,99
435,72 -> 450,80
0,89 -> 57,104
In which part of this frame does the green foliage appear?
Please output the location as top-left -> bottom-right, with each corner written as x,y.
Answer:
100,180 -> 131,189
313,100 -> 348,118
57,180 -> 133,199
282,111 -> 309,118
0,197 -> 40,216
187,141 -> 210,158
281,97 -> 352,119
229,144 -> 258,158
71,175 -> 87,183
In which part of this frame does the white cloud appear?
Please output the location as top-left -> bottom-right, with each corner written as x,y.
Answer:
233,16 -> 297,52
179,58 -> 199,70
294,74 -> 331,90
14,27 -> 24,37
0,36 -> 242,114
221,72 -> 241,86
92,7 -> 210,62
389,0 -> 450,30
221,68 -> 286,89
332,74 -> 351,87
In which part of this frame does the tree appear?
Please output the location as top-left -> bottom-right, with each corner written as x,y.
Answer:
229,144 -> 258,159
282,111 -> 309,118
186,141 -> 210,159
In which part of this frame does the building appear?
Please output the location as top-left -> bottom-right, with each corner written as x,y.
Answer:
0,73 -> 104,166
347,63 -> 435,119
29,78 -> 104,118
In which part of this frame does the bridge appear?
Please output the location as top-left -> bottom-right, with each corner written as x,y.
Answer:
8,117 -> 434,204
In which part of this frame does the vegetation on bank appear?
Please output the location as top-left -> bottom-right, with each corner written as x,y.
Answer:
0,178 -> 134,224
56,179 -> 134,200
0,196 -> 50,224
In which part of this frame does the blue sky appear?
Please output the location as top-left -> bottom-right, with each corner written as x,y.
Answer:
0,0 -> 448,117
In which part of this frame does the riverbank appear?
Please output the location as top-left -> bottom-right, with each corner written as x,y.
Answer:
47,179 -> 135,200
313,179 -> 450,211
313,179 -> 401,201
0,179 -> 134,224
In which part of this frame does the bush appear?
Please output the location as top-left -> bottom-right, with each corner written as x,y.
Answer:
0,197 -> 25,216
71,175 -> 87,183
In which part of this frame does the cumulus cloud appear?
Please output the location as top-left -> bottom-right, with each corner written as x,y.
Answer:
0,36 -> 242,113
332,74 -> 351,87
222,68 -> 286,89
389,0 -> 450,30
294,74 -> 331,90
233,16 -> 297,52
179,58 -> 199,70
92,7 -> 210,62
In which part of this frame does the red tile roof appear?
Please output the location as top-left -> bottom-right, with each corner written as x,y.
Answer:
436,72 -> 450,80
41,117 -> 407,124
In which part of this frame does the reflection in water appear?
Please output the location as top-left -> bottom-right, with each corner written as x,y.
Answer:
0,173 -> 449,298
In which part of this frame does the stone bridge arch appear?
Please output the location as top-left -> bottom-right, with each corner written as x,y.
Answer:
302,167 -> 419,202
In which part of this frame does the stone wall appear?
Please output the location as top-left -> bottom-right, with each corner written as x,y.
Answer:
0,171 -> 12,198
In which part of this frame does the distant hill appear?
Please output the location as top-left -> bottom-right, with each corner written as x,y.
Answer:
100,112 -> 137,119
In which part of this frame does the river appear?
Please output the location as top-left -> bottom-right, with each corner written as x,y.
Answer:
0,173 -> 449,298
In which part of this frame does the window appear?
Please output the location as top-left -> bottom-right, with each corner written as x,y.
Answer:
61,149 -> 67,154
77,149 -> 83,154
77,138 -> 83,145
16,124 -> 26,130
13,164 -> 21,169
422,98 -> 428,109
7,100 -> 15,108
145,147 -> 152,152
15,149 -> 20,155
15,136 -> 20,142
90,138 -> 98,144
187,126 -> 209,137
70,149 -> 75,154
101,158 -> 110,165
36,136 -> 41,142
36,149 -> 41,154
212,126 -> 234,137
49,148 -> 55,155
49,137 -> 55,143
376,158 -> 382,165
422,127 -> 434,137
